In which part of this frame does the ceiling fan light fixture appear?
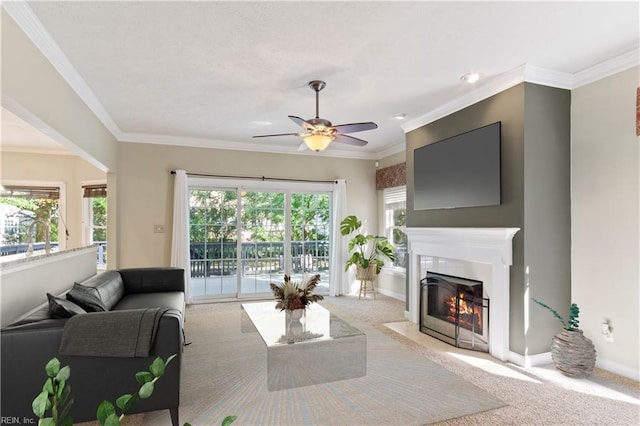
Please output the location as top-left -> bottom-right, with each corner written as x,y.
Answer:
253,80 -> 375,149
303,134 -> 333,152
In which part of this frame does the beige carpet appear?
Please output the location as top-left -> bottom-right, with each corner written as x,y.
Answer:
328,295 -> 640,426
98,294 -> 638,426
140,296 -> 505,425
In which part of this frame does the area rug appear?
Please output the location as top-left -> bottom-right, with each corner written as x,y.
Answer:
144,299 -> 506,425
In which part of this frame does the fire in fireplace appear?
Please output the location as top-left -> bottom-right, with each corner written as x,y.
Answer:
427,274 -> 483,334
420,272 -> 489,352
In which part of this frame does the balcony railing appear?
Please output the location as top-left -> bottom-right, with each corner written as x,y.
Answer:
0,240 -> 330,277
0,242 -> 59,256
189,241 -> 329,277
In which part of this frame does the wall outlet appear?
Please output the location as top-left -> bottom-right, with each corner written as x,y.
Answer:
153,224 -> 165,233
602,320 -> 614,342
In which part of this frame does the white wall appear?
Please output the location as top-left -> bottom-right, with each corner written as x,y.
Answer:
0,247 -> 97,326
116,142 -> 377,270
571,66 -> 639,381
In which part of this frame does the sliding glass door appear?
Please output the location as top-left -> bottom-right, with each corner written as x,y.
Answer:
240,191 -> 286,294
188,182 -> 332,300
189,189 -> 238,298
290,192 -> 330,287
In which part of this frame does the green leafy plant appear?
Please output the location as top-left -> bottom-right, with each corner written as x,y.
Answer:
270,274 -> 323,311
340,215 -> 394,274
32,357 -> 73,426
33,355 -> 237,426
222,415 -> 238,426
532,298 -> 580,330
33,355 -> 198,426
96,354 -> 177,425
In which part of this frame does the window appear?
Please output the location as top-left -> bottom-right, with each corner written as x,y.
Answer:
0,183 -> 65,254
1,217 -> 19,244
383,186 -> 407,270
82,184 -> 107,267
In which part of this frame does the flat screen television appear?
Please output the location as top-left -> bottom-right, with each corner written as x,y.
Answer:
413,122 -> 501,210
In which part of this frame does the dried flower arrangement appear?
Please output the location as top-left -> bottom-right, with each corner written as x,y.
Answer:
270,274 -> 324,311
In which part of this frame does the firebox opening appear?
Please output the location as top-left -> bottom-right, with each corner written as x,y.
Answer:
420,272 -> 489,352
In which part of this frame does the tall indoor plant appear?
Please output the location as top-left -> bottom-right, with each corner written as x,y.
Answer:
532,299 -> 597,377
340,215 -> 395,280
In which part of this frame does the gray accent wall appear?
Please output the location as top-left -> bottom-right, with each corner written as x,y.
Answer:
522,84 -> 572,354
406,82 -> 571,356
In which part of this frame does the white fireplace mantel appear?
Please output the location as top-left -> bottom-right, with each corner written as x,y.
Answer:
404,227 -> 520,361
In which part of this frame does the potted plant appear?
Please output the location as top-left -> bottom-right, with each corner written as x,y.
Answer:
532,299 -> 596,377
340,215 -> 395,281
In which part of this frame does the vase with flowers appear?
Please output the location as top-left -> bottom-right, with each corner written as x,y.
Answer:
270,274 -> 324,314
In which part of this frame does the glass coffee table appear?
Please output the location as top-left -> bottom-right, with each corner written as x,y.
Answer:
241,301 -> 367,391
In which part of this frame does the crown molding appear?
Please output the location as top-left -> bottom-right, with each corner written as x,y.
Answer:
401,50 -> 638,133
523,65 -> 573,89
119,132 -> 377,160
572,49 -> 639,88
401,64 -> 527,133
0,146 -> 75,156
376,141 -> 406,160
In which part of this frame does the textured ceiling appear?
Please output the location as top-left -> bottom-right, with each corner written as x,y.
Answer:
4,1 -> 639,159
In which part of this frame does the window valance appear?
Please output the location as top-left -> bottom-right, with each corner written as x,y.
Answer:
0,185 -> 60,199
82,184 -> 107,198
376,163 -> 406,190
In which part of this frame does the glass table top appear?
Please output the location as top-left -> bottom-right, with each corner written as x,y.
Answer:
241,301 -> 364,347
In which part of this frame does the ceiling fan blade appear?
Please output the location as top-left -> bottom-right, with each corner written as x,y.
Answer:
297,142 -> 308,151
332,122 -> 378,134
289,115 -> 316,130
333,134 -> 368,146
252,132 -> 301,138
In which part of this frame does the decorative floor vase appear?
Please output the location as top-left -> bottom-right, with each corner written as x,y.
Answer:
551,329 -> 597,378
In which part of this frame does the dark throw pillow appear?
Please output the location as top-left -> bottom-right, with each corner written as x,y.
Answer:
66,282 -> 107,312
47,293 -> 87,318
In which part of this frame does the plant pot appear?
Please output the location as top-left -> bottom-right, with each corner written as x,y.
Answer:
356,264 -> 377,281
550,329 -> 597,378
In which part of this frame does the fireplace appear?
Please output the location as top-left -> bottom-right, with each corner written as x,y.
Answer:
420,272 -> 489,352
404,227 -> 519,361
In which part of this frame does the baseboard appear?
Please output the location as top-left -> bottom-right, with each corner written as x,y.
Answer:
377,287 -> 406,301
596,359 -> 640,382
507,351 -> 553,367
507,352 -> 639,381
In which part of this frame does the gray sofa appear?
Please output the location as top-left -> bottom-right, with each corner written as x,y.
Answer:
0,267 -> 185,425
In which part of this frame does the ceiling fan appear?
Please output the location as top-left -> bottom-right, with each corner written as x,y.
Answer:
253,80 -> 378,152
